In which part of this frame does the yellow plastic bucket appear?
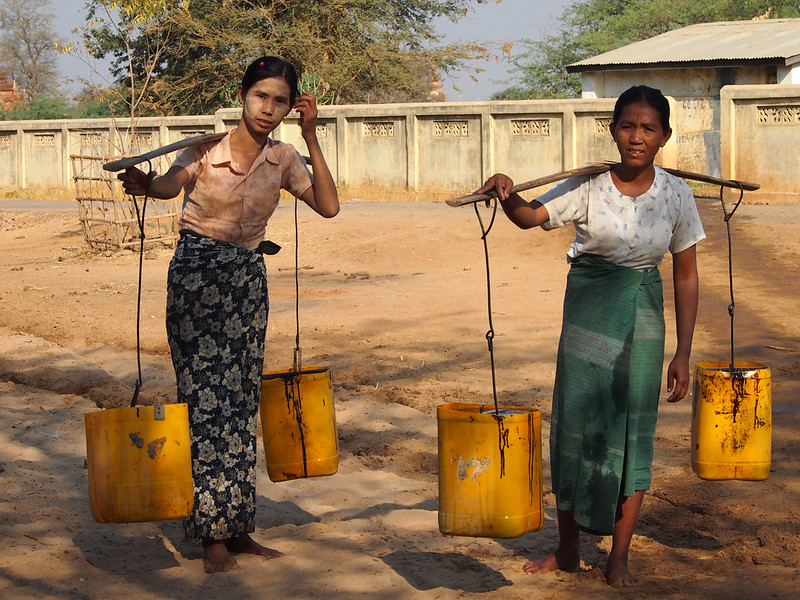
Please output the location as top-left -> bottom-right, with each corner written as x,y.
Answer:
84,403 -> 194,523
691,361 -> 771,481
260,366 -> 339,482
437,403 -> 543,538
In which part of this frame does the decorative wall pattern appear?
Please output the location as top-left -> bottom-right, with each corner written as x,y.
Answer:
511,119 -> 550,137
362,122 -> 394,137
433,121 -> 469,137
131,132 -> 153,147
33,134 -> 55,148
594,118 -> 613,135
79,132 -> 104,149
757,105 -> 800,125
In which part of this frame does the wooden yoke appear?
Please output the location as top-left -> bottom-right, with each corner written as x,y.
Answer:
103,133 -> 227,172
446,162 -> 760,207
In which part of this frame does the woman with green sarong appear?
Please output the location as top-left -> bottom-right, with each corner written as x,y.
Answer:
475,85 -> 705,587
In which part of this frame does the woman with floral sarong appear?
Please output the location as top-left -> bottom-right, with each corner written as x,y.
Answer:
119,56 -> 339,573
476,85 -> 705,587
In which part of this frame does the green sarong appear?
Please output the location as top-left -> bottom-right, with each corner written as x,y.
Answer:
550,255 -> 665,535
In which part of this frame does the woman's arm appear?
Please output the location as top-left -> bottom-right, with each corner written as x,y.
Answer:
118,164 -> 190,199
295,91 -> 339,218
666,244 -> 699,402
475,173 -> 549,229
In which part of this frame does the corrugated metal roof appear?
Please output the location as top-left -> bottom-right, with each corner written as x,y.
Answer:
568,19 -> 800,72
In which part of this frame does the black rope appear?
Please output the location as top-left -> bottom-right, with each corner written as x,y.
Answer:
473,200 -> 500,413
128,159 -> 153,407
471,200 -> 512,477
718,182 -> 744,372
293,196 -> 302,372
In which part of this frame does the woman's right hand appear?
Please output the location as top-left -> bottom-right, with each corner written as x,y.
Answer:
475,173 -> 515,201
118,167 -> 156,197
474,172 -> 548,229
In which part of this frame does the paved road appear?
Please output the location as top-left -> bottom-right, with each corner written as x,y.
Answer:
0,199 -> 75,212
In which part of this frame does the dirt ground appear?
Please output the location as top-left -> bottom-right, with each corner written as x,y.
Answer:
1,192 -> 799,599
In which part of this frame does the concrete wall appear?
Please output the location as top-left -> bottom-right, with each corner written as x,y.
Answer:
721,84 -> 800,204
211,101 -> 635,194
0,99 -> 642,197
0,116 -> 219,189
0,89 -> 796,204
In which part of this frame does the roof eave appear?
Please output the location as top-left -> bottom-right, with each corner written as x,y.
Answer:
566,58 -> 786,73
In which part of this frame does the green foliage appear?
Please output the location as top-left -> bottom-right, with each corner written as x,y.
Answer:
299,73 -> 336,106
72,85 -> 115,117
0,90 -> 113,120
496,0 -> 800,99
74,0 -> 492,115
0,94 -> 72,120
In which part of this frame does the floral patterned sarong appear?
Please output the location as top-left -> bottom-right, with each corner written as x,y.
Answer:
166,230 -> 268,541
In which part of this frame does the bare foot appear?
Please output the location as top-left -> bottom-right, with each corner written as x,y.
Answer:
202,539 -> 240,573
225,534 -> 283,560
523,546 -> 580,575
606,556 -> 638,587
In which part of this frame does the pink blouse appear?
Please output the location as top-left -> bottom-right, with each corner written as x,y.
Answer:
172,130 -> 313,251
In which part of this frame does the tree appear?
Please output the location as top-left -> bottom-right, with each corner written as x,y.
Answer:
65,0 -> 184,122
495,0 -> 800,99
0,0 -> 63,97
76,0 -> 492,115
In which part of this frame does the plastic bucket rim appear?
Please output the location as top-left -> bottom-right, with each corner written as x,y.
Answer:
695,360 -> 770,377
437,402 -> 541,419
84,402 -> 189,422
262,366 -> 331,381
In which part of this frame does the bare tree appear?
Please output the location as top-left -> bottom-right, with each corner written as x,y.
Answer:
0,0 -> 63,97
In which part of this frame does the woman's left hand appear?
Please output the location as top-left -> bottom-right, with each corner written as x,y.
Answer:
294,91 -> 319,139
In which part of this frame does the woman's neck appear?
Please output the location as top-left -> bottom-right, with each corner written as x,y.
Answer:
231,124 -> 268,153
229,125 -> 269,172
610,163 -> 656,198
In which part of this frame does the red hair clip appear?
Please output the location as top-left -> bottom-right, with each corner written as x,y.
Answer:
259,61 -> 264,67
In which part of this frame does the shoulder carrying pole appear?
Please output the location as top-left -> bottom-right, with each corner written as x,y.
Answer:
102,133 -> 227,172
446,162 -> 760,207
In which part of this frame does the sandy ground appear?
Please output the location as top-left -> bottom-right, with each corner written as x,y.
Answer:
1,194 -> 799,599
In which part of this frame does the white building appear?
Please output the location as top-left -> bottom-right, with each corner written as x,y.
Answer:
567,19 -> 800,176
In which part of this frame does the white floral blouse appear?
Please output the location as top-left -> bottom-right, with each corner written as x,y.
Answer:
538,167 -> 706,271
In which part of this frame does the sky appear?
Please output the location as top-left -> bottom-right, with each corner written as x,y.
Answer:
53,0 -> 571,102
432,0 -> 571,101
